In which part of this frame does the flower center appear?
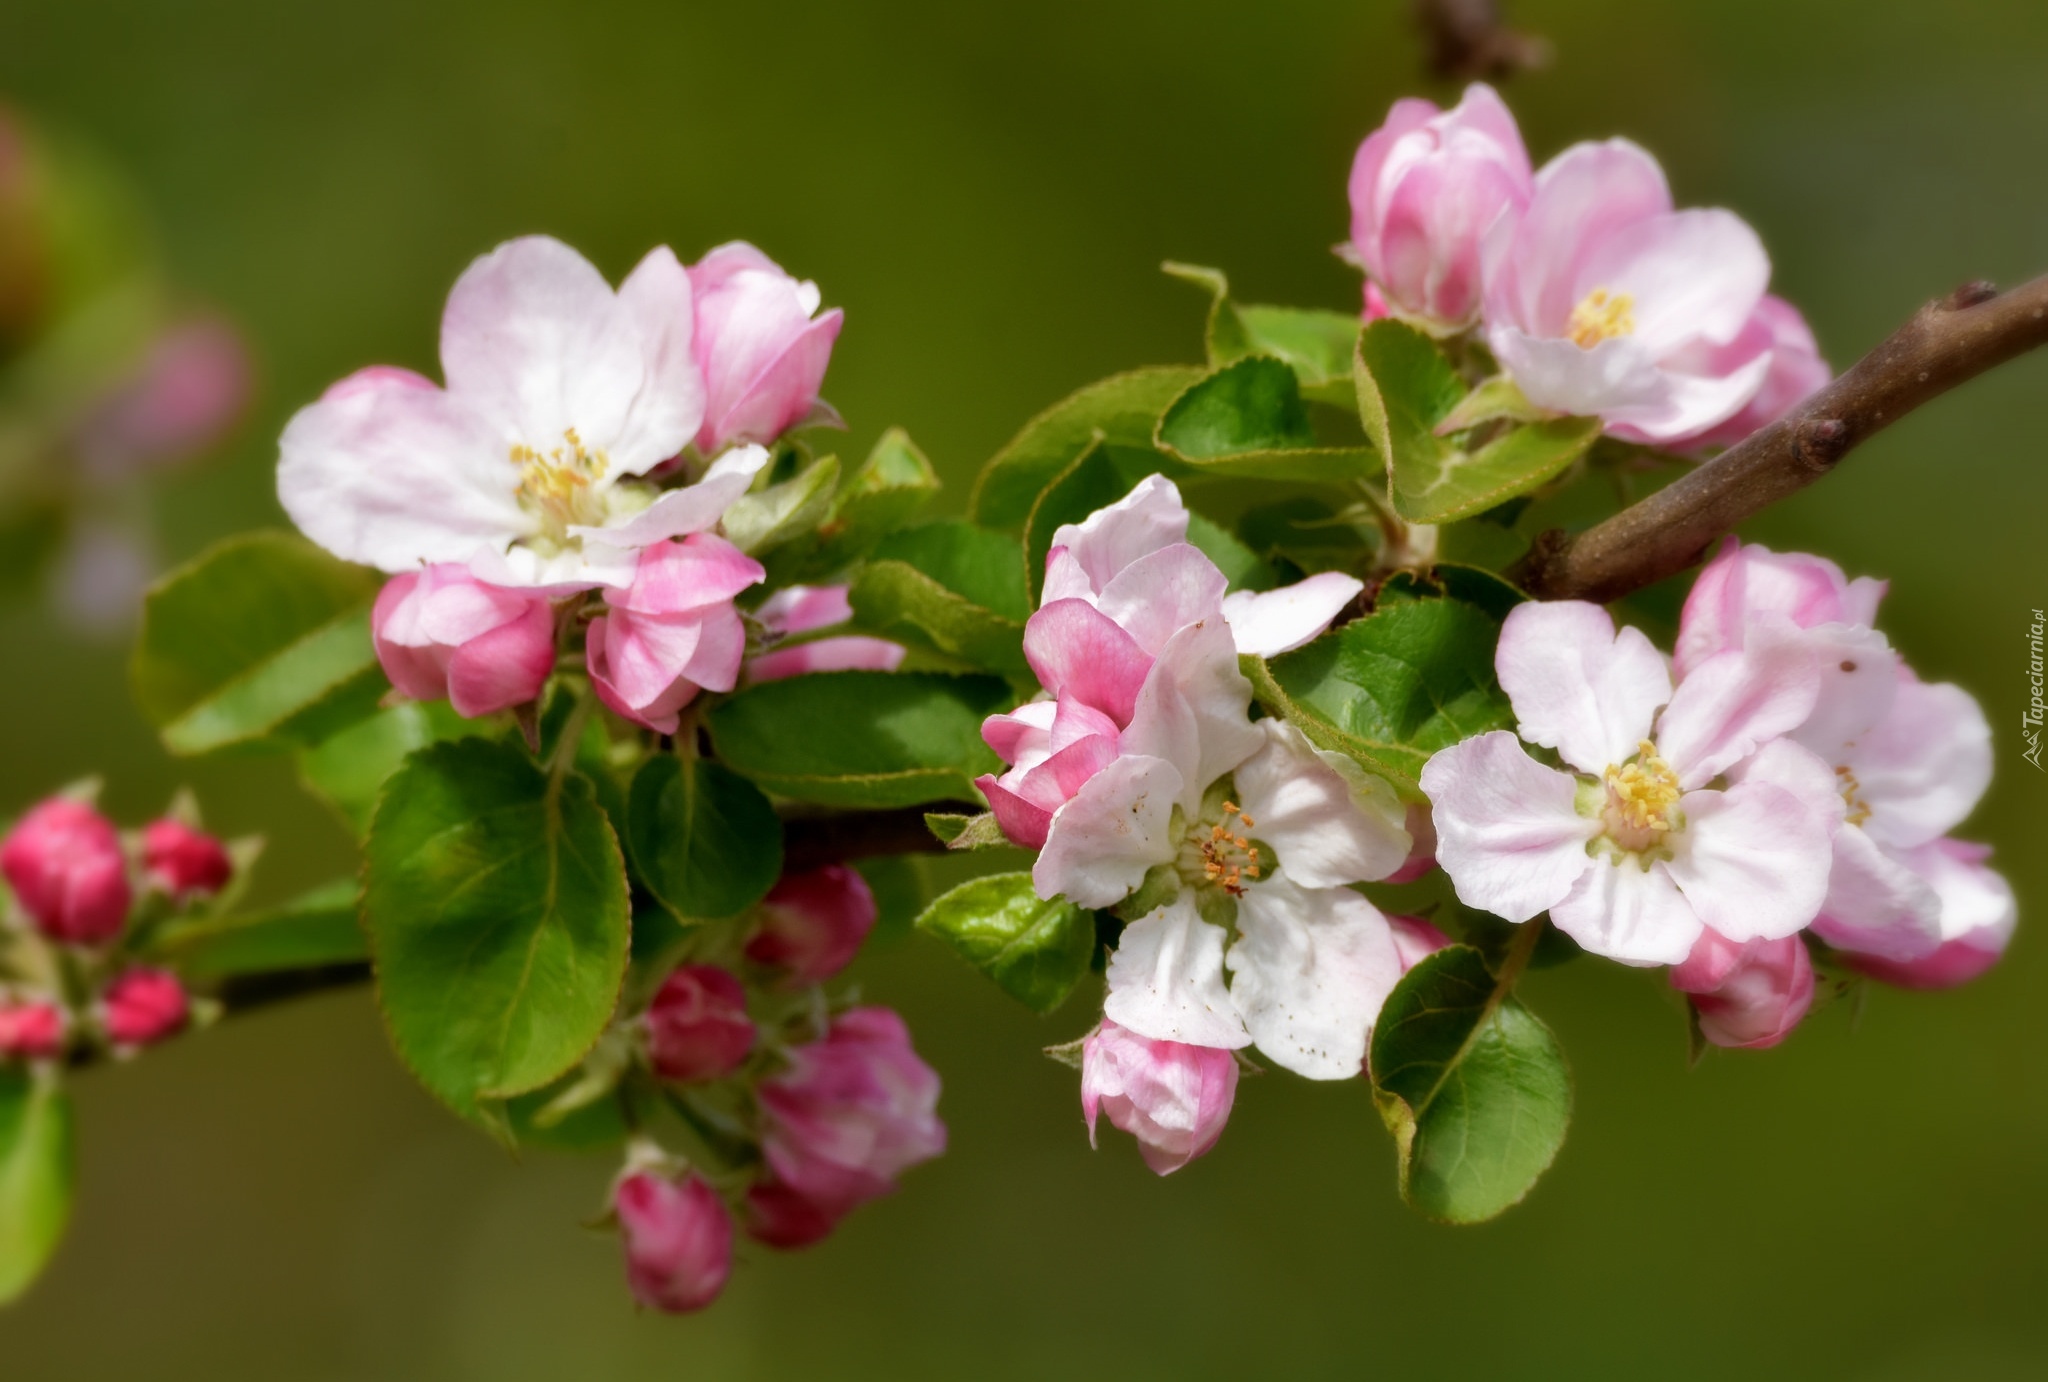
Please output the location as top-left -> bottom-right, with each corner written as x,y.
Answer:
1178,801 -> 1262,897
1601,740 -> 1682,851
1836,764 -> 1872,828
1566,287 -> 1636,348
513,428 -> 610,548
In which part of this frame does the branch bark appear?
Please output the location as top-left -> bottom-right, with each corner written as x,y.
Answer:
1517,275 -> 2048,604
780,803 -> 972,873
1412,0 -> 1550,81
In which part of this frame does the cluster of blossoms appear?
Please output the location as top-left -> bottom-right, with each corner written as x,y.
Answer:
0,793 -> 232,1063
1347,84 -> 1830,449
602,864 -> 944,1313
279,234 -> 889,733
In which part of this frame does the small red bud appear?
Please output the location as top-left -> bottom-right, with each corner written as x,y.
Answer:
0,998 -> 66,1062
141,818 -> 234,900
1,797 -> 132,945
101,968 -> 189,1049
615,1170 -> 733,1314
644,965 -> 754,1083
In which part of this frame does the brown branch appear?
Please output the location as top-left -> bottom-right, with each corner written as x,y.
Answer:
1518,275 -> 2048,604
1412,0 -> 1550,81
780,804 -> 972,873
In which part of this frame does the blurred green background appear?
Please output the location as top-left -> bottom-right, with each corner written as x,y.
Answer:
3,0 -> 2046,1376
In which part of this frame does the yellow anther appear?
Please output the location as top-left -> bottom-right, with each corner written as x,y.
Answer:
1567,287 -> 1637,348
1602,739 -> 1682,846
1836,764 -> 1872,828
513,428 -> 611,541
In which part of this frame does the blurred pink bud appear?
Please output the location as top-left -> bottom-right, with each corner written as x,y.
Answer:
1387,915 -> 1454,972
752,1008 -> 945,1240
1361,280 -> 1392,323
615,1170 -> 733,1314
101,968 -> 189,1049
1384,803 -> 1438,884
141,818 -> 233,900
53,520 -> 157,637
689,242 -> 844,453
742,1177 -> 841,1249
372,566 -> 556,718
746,583 -> 904,684
77,316 -> 252,477
1838,838 -> 2014,990
587,535 -> 764,734
644,965 -> 755,1083
1081,1019 -> 1237,1176
1669,928 -> 1814,1050
0,998 -> 66,1062
1348,84 -> 1532,329
1665,295 -> 1831,455
1,797 -> 132,946
1674,537 -> 1886,679
745,865 -> 877,986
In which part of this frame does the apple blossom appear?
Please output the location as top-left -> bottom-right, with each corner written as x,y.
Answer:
1841,840 -> 2016,989
278,235 -> 771,590
1666,295 -> 1832,454
585,534 -> 765,733
751,1007 -> 945,1243
100,968 -> 189,1049
746,584 -> 904,683
1670,928 -> 1814,1050
745,865 -> 877,986
140,818 -> 233,900
0,998 -> 66,1062
615,1169 -> 733,1314
1481,140 -> 1777,445
1348,84 -> 1533,330
371,565 -> 556,719
1,797 -> 132,946
689,242 -> 844,454
1080,1019 -> 1238,1175
643,965 -> 755,1083
1421,600 -> 1840,965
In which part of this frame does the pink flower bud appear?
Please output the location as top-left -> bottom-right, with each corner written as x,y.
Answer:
1361,280 -> 1392,323
1669,929 -> 1814,1050
615,1170 -> 733,1314
1348,84 -> 1532,329
1674,537 -> 1886,678
1,797 -> 133,946
644,965 -> 755,1083
586,536 -> 764,734
689,242 -> 844,453
745,584 -> 904,684
752,1008 -> 945,1235
0,998 -> 66,1062
141,818 -> 233,900
101,968 -> 190,1049
1387,915 -> 1454,972
76,316 -> 252,477
742,1177 -> 840,1249
1081,1019 -> 1237,1176
745,866 -> 877,986
372,565 -> 556,718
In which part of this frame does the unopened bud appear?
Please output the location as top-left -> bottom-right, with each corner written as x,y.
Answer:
615,1170 -> 733,1314
141,818 -> 233,900
1080,1019 -> 1237,1176
744,865 -> 877,986
0,997 -> 66,1062
644,965 -> 755,1083
1,797 -> 133,946
101,968 -> 189,1050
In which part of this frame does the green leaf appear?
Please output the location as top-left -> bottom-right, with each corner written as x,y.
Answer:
1249,596 -> 1513,798
362,738 -> 631,1135
798,427 -> 941,573
708,670 -> 1010,808
1021,440 -> 1140,605
626,755 -> 783,922
923,811 -> 1009,850
1431,373 -> 1548,434
1354,321 -> 1600,524
132,531 -> 387,756
153,878 -> 368,979
970,367 -> 1204,530
1162,262 -> 1359,400
721,454 -> 840,556
870,520 -> 1030,621
0,1068 -> 74,1305
1375,562 -> 1528,622
298,700 -> 478,834
915,872 -> 1093,1014
1370,945 -> 1571,1223
1156,357 -> 1374,483
1185,512 -> 1279,592
848,561 -> 1030,682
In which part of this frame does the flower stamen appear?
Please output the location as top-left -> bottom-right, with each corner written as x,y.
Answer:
1195,802 -> 1261,897
1566,287 -> 1636,348
1836,764 -> 1872,828
1601,740 -> 1681,851
513,427 -> 611,544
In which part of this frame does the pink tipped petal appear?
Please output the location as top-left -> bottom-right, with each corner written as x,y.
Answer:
1080,1021 -> 1239,1175
1388,914 -> 1454,971
1842,839 -> 2013,987
1487,330 -> 1667,421
702,309 -> 844,451
1578,209 -> 1770,353
1103,897 -> 1251,1051
1118,618 -> 1264,815
1420,731 -> 1598,923
570,445 -> 771,548
1845,677 -> 1992,850
756,584 -> 855,635
1599,348 -> 1774,445
747,636 -> 904,683
977,773 -> 1054,851
1221,572 -> 1365,658
1784,624 -> 1901,760
1050,694 -> 1123,754
1033,755 -> 1185,909
1496,601 -> 1670,774
1486,139 -> 1672,337
1023,599 -> 1154,726
608,534 -> 766,616
1548,856 -> 1701,967
444,600 -> 556,717
1046,474 -> 1189,597
1093,544 -> 1230,656
1664,774 -> 1836,944
1230,719 -> 1410,888
1655,636 -> 1820,788
1675,539 -> 1871,675
1810,825 -> 1943,961
980,700 -> 1058,767
1228,877 -> 1403,1080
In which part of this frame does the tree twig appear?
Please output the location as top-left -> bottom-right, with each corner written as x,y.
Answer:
1517,275 -> 2048,603
781,804 -> 973,873
1411,0 -> 1550,81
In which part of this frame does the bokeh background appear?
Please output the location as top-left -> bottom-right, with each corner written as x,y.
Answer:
3,0 -> 2047,1376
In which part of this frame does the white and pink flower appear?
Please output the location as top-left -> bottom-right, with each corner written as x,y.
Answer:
1670,928 -> 1814,1050
614,1168 -> 733,1314
279,235 -> 768,591
371,564 -> 557,719
689,242 -> 844,454
1422,600 -> 1840,965
746,584 -> 904,684
585,535 -> 765,734
1081,1019 -> 1238,1176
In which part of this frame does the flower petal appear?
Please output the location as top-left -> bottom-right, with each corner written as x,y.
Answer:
1664,749 -> 1837,944
1118,617 -> 1263,815
569,444 -> 771,548
1809,824 -> 1942,962
1577,208 -> 1770,353
1103,895 -> 1251,1050
1228,876 -> 1402,1080
1846,676 -> 1992,850
1033,754 -> 1184,909
1221,572 -> 1365,657
1023,599 -> 1153,726
1655,634 -> 1819,787
1496,600 -> 1670,774
1419,730 -> 1597,923
1548,855 -> 1700,966
1045,474 -> 1189,600
1093,543 -> 1229,656
1230,718 -> 1410,888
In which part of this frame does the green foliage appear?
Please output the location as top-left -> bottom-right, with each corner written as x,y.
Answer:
798,427 -> 942,574
0,1069 -> 73,1305
1354,321 -> 1600,524
722,453 -> 840,556
297,700 -> 477,834
1248,595 -> 1513,798
1370,945 -> 1572,1224
970,367 -> 1203,531
849,520 -> 1032,681
1184,511 -> 1279,592
132,531 -> 386,756
1164,261 -> 1360,404
708,670 -> 1010,807
153,877 -> 368,979
1020,441 -> 1137,604
626,755 -> 783,922
923,811 -> 1008,850
361,738 -> 630,1138
1155,356 -> 1375,483
915,872 -> 1094,1014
